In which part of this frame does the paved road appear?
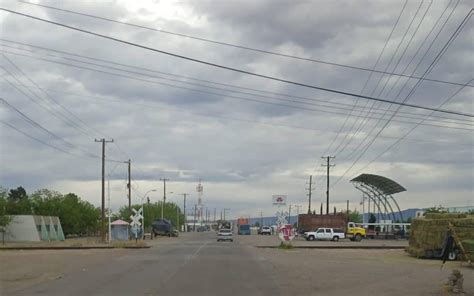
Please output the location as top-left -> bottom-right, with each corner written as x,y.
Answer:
12,232 -> 281,296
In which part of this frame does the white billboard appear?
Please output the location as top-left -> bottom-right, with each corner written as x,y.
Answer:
272,195 -> 287,206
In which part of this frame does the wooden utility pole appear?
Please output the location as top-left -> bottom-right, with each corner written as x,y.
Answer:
160,178 -> 169,219
127,159 -> 131,212
193,204 -> 197,231
181,193 -> 187,232
321,156 -> 335,215
307,175 -> 314,214
95,138 -> 114,242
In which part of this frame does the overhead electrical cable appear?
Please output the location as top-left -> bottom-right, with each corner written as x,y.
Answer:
1,50 -> 471,131
339,2 -> 469,163
350,78 -> 474,177
1,53 -> 103,138
16,0 -> 472,88
331,8 -> 473,187
333,0 -> 440,158
322,0 -> 409,160
0,8 -> 471,118
2,44 -> 471,126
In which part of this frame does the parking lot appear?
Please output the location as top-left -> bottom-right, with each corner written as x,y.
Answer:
1,232 -> 472,295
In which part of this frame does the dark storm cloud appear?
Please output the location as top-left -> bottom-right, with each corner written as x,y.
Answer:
0,0 -> 472,214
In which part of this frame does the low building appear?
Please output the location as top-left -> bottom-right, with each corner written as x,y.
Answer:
3,215 -> 65,242
110,219 -> 130,241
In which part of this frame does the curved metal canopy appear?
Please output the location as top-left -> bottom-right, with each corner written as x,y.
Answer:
350,174 -> 406,195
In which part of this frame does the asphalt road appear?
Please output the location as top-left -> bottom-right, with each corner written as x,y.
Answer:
11,232 -> 281,296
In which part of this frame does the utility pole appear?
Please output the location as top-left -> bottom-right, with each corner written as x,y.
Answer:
223,208 -> 230,221
127,159 -> 131,212
214,208 -> 216,222
181,193 -> 187,232
347,200 -> 349,214
193,204 -> 197,231
260,211 -> 263,227
321,156 -> 335,215
95,138 -> 114,242
306,175 -> 315,214
160,178 -> 169,219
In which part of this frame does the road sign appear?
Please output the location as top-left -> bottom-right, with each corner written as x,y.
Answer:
130,208 -> 143,239
278,224 -> 295,242
272,195 -> 287,206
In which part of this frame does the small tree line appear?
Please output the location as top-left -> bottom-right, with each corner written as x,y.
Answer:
0,186 -> 100,236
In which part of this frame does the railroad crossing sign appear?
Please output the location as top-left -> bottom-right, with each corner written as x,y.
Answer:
130,208 -> 143,239
275,210 -> 295,242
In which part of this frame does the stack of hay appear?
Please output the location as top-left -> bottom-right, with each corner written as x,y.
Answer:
407,213 -> 474,259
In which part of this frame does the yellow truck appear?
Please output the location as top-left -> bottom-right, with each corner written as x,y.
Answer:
345,222 -> 366,241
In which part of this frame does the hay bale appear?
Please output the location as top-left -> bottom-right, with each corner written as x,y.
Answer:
407,215 -> 474,258
424,213 -> 468,219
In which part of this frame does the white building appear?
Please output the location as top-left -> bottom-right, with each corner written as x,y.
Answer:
2,215 -> 65,242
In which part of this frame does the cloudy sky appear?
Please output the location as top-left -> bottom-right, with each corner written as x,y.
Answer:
0,0 -> 472,219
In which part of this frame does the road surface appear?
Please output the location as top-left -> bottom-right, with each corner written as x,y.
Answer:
8,232 -> 280,296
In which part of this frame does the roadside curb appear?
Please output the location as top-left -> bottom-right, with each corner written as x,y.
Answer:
0,245 -> 151,250
255,245 -> 406,249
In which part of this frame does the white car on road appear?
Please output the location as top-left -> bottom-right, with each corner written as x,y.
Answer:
217,228 -> 233,242
304,228 -> 345,241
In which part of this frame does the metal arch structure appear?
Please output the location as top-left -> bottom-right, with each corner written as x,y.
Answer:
351,174 -> 406,222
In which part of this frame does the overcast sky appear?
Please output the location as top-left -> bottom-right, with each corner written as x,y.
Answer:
0,0 -> 472,219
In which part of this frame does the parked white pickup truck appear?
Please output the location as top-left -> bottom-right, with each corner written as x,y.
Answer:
304,228 -> 345,241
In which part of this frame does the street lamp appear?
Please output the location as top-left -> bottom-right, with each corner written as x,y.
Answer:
142,189 -> 157,239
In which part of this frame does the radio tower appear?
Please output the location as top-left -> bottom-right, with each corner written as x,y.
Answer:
196,179 -> 204,226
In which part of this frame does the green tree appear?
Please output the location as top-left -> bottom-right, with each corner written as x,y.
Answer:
0,186 -> 12,228
114,201 -> 184,232
30,189 -> 100,236
348,210 -> 362,223
6,186 -> 32,215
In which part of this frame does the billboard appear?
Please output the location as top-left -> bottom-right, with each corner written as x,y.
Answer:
272,195 -> 287,206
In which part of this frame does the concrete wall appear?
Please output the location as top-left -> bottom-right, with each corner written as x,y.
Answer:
3,215 -> 65,242
4,215 -> 40,241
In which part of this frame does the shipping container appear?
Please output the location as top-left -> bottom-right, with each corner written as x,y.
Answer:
298,213 -> 348,233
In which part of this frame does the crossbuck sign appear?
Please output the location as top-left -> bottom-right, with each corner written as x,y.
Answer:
130,208 -> 143,239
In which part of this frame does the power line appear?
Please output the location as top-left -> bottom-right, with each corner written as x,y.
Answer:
323,0 -> 409,158
33,86 -> 474,147
16,0 -> 473,88
1,53 -> 103,138
331,8 -> 473,187
350,78 -> 474,177
1,8 -> 471,118
2,45 -> 471,127
1,119 -> 76,155
339,0 -> 459,162
1,50 -> 471,131
333,0 -> 443,158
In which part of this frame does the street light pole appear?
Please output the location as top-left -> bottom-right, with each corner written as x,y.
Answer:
142,189 -> 157,239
